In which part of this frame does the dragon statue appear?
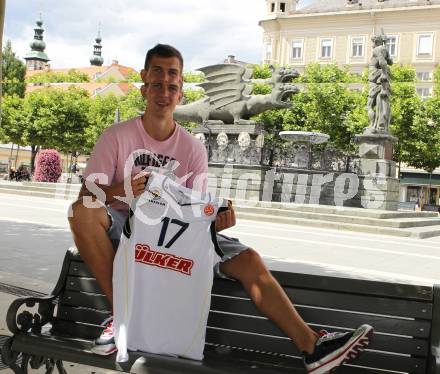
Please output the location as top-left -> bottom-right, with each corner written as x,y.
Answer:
174,64 -> 299,125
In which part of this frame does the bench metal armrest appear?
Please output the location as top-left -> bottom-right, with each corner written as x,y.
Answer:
6,295 -> 57,334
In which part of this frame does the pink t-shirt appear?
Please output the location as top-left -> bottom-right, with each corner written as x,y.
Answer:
83,116 -> 208,215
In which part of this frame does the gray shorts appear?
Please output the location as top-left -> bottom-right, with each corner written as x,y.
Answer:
107,207 -> 248,279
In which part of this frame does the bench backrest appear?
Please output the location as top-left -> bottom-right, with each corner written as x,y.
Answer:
51,248 -> 440,374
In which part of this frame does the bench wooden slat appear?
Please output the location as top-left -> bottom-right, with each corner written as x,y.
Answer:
57,305 -> 110,326
52,320 -> 102,340
206,328 -> 426,374
68,261 -> 93,277
273,271 -> 434,302
207,311 -> 429,357
211,295 -> 431,339
59,290 -> 111,312
66,276 -> 104,295
353,351 -> 426,374
212,281 -> 433,319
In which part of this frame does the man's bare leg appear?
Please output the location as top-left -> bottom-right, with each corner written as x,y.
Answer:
219,248 -> 318,354
68,199 -> 114,306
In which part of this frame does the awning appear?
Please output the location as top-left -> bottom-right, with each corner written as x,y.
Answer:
400,177 -> 440,186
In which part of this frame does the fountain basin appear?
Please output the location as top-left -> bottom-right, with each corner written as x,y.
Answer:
279,131 -> 330,144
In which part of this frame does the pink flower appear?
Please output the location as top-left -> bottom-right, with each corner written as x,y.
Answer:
34,149 -> 62,183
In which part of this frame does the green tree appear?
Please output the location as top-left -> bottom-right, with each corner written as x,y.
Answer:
126,71 -> 142,83
433,64 -> 440,97
250,64 -> 273,79
85,94 -> 120,150
119,88 -> 145,120
252,83 -> 272,95
0,94 -> 26,145
388,64 -> 422,166
285,63 -> 359,153
402,98 -> 440,203
297,62 -> 355,84
23,87 -> 90,170
26,69 -> 90,83
404,101 -> 440,173
183,71 -> 204,83
183,88 -> 204,103
2,40 -> 26,97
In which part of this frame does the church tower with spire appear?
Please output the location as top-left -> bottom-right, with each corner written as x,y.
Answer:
24,13 -> 50,71
90,28 -> 104,66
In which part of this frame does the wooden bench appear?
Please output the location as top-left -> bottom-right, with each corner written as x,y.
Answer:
2,247 -> 440,373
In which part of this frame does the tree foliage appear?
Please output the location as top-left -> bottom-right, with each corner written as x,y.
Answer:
405,97 -> 440,174
297,62 -> 356,83
388,64 -> 421,165
183,88 -> 204,103
2,40 -> 26,97
119,88 -> 145,120
253,63 -> 360,153
0,94 -> 26,144
26,69 -> 90,83
85,94 -> 120,150
23,87 -> 90,157
183,71 -> 204,83
433,65 -> 440,97
126,71 -> 143,83
250,64 -> 273,79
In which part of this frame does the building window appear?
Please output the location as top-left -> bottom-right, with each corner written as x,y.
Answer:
291,40 -> 303,59
416,71 -> 432,81
279,2 -> 286,12
351,37 -> 364,57
417,34 -> 433,56
416,87 -> 432,101
407,186 -> 421,203
320,38 -> 333,58
385,36 -> 398,57
265,43 -> 272,61
270,2 -> 275,12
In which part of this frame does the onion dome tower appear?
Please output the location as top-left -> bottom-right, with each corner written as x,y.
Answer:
24,13 -> 50,71
90,28 -> 104,66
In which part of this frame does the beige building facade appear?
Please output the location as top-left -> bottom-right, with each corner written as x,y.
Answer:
259,0 -> 440,98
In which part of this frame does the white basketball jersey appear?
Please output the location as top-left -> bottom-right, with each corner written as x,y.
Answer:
113,173 -> 227,362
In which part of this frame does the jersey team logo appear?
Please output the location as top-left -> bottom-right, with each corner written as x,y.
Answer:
148,187 -> 162,200
135,243 -> 194,276
203,204 -> 215,216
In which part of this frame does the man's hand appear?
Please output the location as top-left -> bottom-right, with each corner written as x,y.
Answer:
79,172 -> 150,204
215,200 -> 236,232
131,172 -> 150,198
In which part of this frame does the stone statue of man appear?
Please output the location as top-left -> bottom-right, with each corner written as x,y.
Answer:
366,34 -> 393,134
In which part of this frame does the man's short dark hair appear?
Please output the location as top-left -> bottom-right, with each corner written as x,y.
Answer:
144,44 -> 184,71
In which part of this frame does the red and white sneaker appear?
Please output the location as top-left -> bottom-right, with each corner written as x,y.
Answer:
90,316 -> 117,355
303,324 -> 373,373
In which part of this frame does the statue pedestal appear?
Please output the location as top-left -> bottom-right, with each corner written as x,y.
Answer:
355,132 -> 399,210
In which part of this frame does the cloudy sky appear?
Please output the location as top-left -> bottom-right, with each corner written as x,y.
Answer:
4,0 -> 313,72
